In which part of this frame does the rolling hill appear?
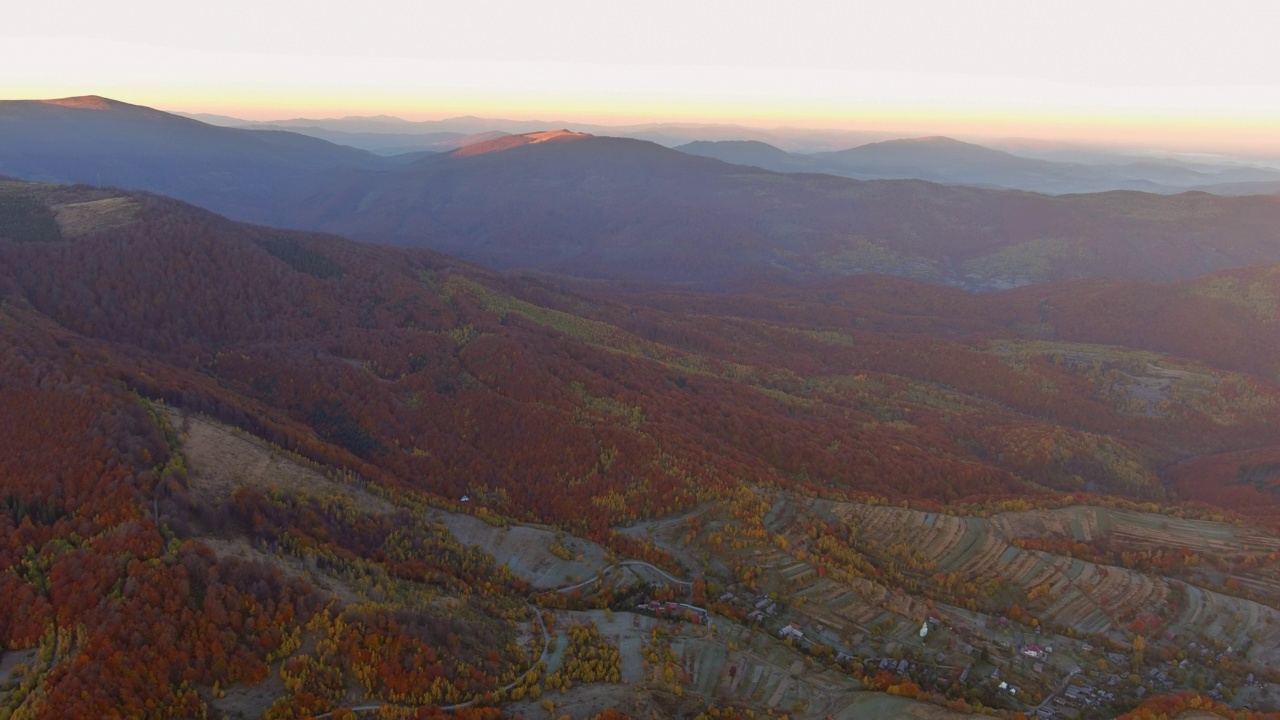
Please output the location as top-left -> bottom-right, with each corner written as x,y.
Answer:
6,177 -> 1280,517
6,178 -> 1280,523
674,139 -> 822,173
8,180 -> 1280,716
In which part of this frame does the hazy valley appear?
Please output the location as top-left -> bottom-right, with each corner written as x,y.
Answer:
8,98 -> 1280,292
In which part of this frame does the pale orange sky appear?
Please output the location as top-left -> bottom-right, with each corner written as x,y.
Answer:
7,0 -> 1280,156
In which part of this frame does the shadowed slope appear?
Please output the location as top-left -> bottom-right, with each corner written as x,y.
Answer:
0,96 -> 394,222
280,135 -> 1280,289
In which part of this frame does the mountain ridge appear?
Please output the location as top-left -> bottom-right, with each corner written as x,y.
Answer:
0,96 -> 398,224
276,133 -> 1280,289
7,97 -> 1280,292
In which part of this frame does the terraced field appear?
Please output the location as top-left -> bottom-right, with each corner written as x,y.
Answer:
176,411 -> 1280,716
991,505 -> 1280,606
530,610 -> 971,720
623,489 -> 1280,715
987,506 -> 1280,557
820,500 -> 1280,660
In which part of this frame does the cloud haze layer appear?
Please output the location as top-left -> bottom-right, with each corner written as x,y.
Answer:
6,0 -> 1280,153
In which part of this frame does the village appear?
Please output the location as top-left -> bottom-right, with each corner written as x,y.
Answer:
633,599 -> 713,627
650,573 -> 1280,719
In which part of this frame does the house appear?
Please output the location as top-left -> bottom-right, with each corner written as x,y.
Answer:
1023,644 -> 1045,659
779,623 -> 804,640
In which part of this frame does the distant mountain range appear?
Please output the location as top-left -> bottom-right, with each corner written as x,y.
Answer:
240,127 -> 509,156
273,129 -> 1280,289
7,96 -> 1280,290
179,107 -> 1280,194
176,110 -> 904,153
678,136 -> 1280,195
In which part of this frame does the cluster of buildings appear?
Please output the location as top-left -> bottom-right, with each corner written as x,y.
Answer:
739,594 -> 781,624
635,599 -> 711,626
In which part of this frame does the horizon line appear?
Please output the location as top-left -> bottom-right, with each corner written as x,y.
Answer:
9,91 -> 1280,160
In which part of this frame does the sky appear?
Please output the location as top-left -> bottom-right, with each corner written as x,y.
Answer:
6,0 -> 1280,154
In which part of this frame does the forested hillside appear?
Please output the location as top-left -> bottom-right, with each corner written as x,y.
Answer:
6,180 -> 1280,716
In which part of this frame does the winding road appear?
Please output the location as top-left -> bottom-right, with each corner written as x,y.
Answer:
553,560 -> 693,596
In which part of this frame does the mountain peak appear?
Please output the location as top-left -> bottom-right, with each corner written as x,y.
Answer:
451,129 -> 592,157
40,95 -> 118,110
525,129 -> 588,142
891,136 -> 966,145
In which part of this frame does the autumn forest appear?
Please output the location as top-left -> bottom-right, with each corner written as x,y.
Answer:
6,128 -> 1280,720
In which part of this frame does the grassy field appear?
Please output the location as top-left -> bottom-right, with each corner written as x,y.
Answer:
52,196 -> 137,238
425,511 -> 608,589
